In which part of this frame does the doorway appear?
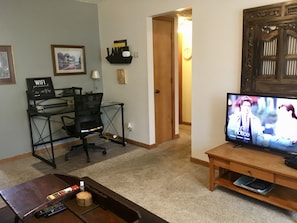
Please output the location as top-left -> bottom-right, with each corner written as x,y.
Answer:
152,9 -> 192,145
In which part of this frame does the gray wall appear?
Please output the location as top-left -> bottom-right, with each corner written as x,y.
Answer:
0,0 -> 102,159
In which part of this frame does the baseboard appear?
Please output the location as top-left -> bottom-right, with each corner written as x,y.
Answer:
0,135 -> 207,166
126,138 -> 157,149
0,135 -> 153,163
0,138 -> 81,164
190,157 -> 209,167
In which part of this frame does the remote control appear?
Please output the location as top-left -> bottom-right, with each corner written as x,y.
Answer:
34,202 -> 67,218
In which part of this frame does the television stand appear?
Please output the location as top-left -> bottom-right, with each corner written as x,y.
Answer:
205,143 -> 297,212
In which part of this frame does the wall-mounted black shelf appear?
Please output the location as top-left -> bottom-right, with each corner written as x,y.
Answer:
106,55 -> 133,64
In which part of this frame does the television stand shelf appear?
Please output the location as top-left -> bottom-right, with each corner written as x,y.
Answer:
205,143 -> 297,212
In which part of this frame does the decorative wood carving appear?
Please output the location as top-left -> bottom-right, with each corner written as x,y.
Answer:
241,1 -> 297,96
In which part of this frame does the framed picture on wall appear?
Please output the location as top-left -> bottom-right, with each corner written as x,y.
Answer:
0,45 -> 16,85
51,45 -> 86,76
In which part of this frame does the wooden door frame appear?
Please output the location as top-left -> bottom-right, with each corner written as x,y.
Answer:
178,32 -> 183,124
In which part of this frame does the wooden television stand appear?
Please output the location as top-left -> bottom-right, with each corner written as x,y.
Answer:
205,143 -> 297,212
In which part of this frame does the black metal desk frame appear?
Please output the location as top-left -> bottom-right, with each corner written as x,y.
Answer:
27,90 -> 126,168
101,101 -> 126,146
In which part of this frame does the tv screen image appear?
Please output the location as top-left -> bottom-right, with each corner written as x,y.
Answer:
225,93 -> 297,155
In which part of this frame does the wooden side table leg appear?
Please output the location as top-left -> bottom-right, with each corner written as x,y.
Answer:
208,157 -> 215,191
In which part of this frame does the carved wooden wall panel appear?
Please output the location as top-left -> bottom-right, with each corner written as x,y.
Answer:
241,1 -> 297,96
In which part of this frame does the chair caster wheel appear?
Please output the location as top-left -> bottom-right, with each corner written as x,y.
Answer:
102,150 -> 107,155
65,156 -> 69,161
87,159 -> 90,163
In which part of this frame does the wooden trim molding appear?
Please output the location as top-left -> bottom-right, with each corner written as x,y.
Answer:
190,157 -> 209,167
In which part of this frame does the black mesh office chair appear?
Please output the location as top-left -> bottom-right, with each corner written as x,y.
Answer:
61,93 -> 106,162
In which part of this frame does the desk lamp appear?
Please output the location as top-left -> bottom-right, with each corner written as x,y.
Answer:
90,70 -> 101,93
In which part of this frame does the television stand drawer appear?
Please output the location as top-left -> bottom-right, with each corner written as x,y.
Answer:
230,162 -> 274,182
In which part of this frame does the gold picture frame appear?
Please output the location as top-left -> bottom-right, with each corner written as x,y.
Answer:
0,45 -> 16,85
51,45 -> 86,76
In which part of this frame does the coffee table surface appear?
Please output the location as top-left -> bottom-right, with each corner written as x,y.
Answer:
0,174 -> 169,223
0,174 -> 70,220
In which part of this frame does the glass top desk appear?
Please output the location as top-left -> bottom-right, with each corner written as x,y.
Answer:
27,101 -> 126,168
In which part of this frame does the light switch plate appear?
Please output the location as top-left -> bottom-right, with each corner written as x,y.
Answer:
117,69 -> 127,84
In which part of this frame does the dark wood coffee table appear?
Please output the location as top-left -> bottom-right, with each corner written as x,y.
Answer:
0,174 -> 168,223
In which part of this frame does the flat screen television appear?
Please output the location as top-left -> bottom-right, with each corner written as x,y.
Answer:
225,92 -> 297,155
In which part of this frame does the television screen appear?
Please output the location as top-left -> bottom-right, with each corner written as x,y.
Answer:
225,93 -> 297,155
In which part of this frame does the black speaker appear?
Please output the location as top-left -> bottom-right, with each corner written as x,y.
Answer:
284,156 -> 297,170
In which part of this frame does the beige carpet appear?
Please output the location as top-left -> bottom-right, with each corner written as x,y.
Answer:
0,125 -> 296,223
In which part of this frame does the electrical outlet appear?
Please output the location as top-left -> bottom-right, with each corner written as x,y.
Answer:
127,122 -> 133,131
